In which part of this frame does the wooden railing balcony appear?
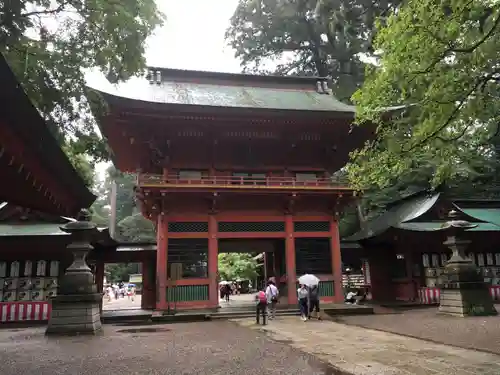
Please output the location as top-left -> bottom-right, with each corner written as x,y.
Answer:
137,174 -> 352,191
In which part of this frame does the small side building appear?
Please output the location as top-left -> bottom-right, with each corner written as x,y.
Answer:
344,192 -> 500,305
0,55 -> 96,323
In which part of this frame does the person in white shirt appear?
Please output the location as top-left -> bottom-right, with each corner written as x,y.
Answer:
265,280 -> 279,320
297,284 -> 309,321
345,289 -> 358,304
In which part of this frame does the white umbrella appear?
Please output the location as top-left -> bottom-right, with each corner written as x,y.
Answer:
298,274 -> 320,287
219,281 -> 230,285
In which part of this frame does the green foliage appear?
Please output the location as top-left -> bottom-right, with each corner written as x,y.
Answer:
349,0 -> 500,191
218,253 -> 259,281
91,165 -> 154,241
116,213 -> 156,243
104,166 -> 137,223
226,0 -> 400,100
89,208 -> 109,226
1,0 -> 165,178
105,263 -> 140,283
62,145 -> 95,187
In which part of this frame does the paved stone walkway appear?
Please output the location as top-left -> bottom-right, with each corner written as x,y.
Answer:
0,321 -> 331,375
336,307 -> 500,354
232,317 -> 500,375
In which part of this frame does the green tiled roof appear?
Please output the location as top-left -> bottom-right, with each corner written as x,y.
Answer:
456,208 -> 500,228
97,83 -> 355,112
344,193 -> 441,241
0,223 -> 68,236
91,68 -> 356,112
398,222 -> 500,232
152,82 -> 355,112
344,194 -> 500,242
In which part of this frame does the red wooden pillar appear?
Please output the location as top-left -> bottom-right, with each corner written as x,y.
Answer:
330,219 -> 343,303
156,214 -> 168,310
285,214 -> 297,304
263,252 -> 268,282
208,215 -> 219,308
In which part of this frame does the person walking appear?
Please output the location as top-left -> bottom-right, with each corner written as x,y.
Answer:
308,284 -> 321,320
255,288 -> 268,325
297,284 -> 309,321
265,280 -> 279,320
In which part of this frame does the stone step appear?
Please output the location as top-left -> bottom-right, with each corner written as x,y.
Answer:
211,310 -> 300,320
102,304 -> 374,324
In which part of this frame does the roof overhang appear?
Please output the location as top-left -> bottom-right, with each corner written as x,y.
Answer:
0,54 -> 96,216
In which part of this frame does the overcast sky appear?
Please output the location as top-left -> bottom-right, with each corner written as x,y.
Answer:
92,0 -> 243,179
87,0 -> 242,91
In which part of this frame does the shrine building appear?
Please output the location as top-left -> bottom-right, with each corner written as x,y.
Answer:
0,55 -> 97,323
92,67 -> 374,311
344,191 -> 500,305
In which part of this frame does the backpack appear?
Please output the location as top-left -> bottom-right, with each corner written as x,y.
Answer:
257,291 -> 267,303
309,286 -> 319,300
267,285 -> 279,303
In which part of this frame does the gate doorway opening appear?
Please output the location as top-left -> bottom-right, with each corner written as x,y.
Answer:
102,262 -> 142,311
217,239 -> 285,310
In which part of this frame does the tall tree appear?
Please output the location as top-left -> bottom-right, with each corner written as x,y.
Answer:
105,263 -> 140,283
218,253 -> 259,281
103,165 -> 137,223
349,0 -> 500,191
94,165 -> 156,242
63,145 -> 95,187
116,213 -> 156,243
226,0 -> 400,100
1,0 -> 165,175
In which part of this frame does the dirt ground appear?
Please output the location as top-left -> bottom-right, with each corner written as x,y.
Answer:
0,320 -> 334,375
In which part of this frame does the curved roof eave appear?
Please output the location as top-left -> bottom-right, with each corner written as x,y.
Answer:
0,54 -> 96,215
343,192 -> 441,242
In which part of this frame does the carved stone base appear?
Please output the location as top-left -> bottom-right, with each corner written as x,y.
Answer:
46,294 -> 102,335
439,288 -> 497,317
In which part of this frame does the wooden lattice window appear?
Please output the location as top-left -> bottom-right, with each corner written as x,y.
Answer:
168,222 -> 208,233
167,239 -> 208,278
295,238 -> 332,275
218,222 -> 285,232
294,221 -> 330,232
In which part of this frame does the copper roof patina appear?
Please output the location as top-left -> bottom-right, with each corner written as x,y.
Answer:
344,193 -> 500,242
90,67 -> 356,113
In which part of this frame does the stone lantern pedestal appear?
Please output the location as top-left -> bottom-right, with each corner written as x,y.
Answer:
438,210 -> 497,317
46,210 -> 103,335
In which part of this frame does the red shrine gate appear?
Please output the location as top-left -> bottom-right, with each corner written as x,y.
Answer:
92,68 -> 373,311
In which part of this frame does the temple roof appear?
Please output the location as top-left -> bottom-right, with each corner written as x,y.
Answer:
0,55 -> 96,215
90,67 -> 356,114
0,202 -> 109,237
344,192 -> 500,242
0,223 -> 68,237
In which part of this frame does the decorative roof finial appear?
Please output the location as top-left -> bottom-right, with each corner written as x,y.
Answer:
76,208 -> 92,222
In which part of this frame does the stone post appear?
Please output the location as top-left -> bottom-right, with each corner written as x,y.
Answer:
46,209 -> 103,335
438,210 -> 497,317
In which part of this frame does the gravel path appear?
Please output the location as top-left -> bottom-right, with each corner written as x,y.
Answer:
0,321 -> 333,375
335,307 -> 500,354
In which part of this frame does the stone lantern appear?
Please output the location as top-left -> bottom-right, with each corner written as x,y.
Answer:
438,210 -> 497,317
46,209 -> 103,335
